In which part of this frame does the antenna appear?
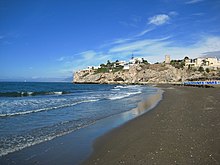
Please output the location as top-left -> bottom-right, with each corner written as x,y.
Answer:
131,52 -> 134,59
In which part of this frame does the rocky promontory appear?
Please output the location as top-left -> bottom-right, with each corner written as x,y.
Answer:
73,63 -> 218,84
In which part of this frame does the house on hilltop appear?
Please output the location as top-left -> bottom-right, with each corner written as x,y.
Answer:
123,57 -> 146,70
184,57 -> 220,69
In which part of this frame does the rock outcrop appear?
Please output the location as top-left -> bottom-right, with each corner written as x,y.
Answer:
73,64 -> 214,84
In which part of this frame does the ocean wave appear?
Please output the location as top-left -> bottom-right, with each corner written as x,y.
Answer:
114,85 -> 141,89
108,95 -> 128,100
0,99 -> 99,117
108,91 -> 142,100
114,85 -> 124,89
0,121 -> 95,157
111,88 -> 120,91
0,91 -> 70,97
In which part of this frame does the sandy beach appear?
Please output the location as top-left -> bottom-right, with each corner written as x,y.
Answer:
0,85 -> 161,165
1,85 -> 219,165
83,86 -> 220,165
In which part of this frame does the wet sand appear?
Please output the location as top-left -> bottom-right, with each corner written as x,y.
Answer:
83,86 -> 220,165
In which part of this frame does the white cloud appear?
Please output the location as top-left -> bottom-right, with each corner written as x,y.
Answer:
135,28 -> 154,37
148,14 -> 170,26
62,40 -> 216,77
109,37 -> 171,53
80,50 -> 96,60
57,15 -> 220,75
202,51 -> 220,58
169,11 -> 178,16
100,29 -> 154,48
136,36 -> 220,63
57,56 -> 65,62
195,36 -> 220,52
111,38 -> 132,45
58,34 -> 220,75
109,40 -> 153,53
58,50 -> 112,73
101,28 -> 155,49
185,0 -> 204,4
105,35 -> 220,64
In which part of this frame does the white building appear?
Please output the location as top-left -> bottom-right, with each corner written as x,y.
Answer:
114,61 -> 126,68
165,55 -> 171,64
129,57 -> 143,65
185,57 -> 220,69
123,64 -> 130,70
87,66 -> 100,70
205,57 -> 220,68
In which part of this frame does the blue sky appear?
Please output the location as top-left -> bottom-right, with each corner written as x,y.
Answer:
1,0 -> 220,81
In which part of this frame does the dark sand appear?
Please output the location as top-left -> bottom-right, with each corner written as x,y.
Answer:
83,86 -> 220,165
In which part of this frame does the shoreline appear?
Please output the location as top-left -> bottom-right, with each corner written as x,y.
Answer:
0,85 -> 162,165
73,81 -> 220,88
83,85 -> 220,165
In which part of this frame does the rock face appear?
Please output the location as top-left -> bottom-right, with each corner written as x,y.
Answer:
73,64 -> 207,84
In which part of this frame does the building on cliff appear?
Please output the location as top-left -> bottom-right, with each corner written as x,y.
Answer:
122,57 -> 145,70
113,61 -> 126,67
185,57 -> 220,70
165,55 -> 171,64
129,57 -> 144,64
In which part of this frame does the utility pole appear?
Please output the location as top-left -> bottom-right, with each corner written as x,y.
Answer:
131,52 -> 134,59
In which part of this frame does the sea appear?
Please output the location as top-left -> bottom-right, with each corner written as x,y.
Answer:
0,82 -> 161,159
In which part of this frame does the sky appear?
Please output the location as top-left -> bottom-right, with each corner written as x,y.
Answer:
1,0 -> 220,81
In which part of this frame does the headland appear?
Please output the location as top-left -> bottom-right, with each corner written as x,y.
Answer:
73,56 -> 220,86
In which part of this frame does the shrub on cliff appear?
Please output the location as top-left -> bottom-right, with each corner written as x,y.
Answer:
205,68 -> 210,73
95,68 -> 109,74
170,60 -> 185,69
198,66 -> 204,72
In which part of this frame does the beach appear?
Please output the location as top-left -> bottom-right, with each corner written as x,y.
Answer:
0,83 -> 161,165
1,84 -> 220,165
83,86 -> 220,165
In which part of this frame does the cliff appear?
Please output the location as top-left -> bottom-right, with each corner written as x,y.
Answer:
73,64 -> 212,84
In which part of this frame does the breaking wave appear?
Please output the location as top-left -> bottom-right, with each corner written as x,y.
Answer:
0,91 -> 70,97
0,99 -> 99,117
108,91 -> 142,100
0,120 -> 95,157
